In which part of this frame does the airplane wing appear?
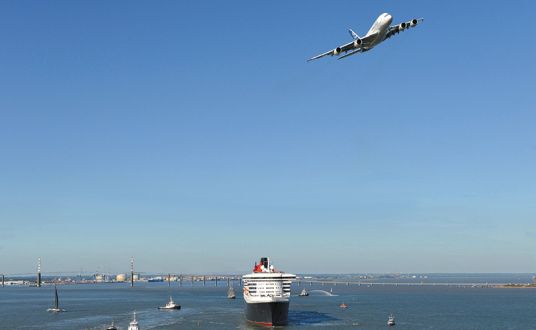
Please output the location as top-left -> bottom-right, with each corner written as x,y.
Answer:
307,40 -> 356,62
384,18 -> 424,41
337,49 -> 363,60
307,32 -> 378,62
307,49 -> 337,62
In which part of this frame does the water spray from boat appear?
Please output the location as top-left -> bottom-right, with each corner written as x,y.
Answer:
308,289 -> 338,296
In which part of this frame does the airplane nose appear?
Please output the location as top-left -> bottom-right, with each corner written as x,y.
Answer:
387,14 -> 393,24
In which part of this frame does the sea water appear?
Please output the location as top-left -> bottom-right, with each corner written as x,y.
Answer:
0,274 -> 535,329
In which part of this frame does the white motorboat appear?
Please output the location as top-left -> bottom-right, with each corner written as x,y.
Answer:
106,320 -> 118,330
128,312 -> 139,330
158,296 -> 181,310
388,313 -> 396,326
227,286 -> 236,299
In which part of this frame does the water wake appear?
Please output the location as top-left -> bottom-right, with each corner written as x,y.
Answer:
308,290 -> 338,296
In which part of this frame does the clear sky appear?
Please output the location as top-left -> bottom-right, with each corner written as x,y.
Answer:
1,1 -> 535,275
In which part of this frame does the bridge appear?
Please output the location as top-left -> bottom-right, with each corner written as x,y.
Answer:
295,279 -> 508,288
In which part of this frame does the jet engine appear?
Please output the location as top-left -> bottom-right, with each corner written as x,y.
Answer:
399,22 -> 407,30
410,19 -> 418,27
334,47 -> 341,55
353,38 -> 362,48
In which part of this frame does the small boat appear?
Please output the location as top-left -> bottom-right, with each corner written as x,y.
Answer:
127,311 -> 139,330
299,288 -> 309,296
227,286 -> 236,299
387,313 -> 396,326
106,321 -> 118,330
158,296 -> 181,310
339,302 -> 348,309
46,285 -> 65,313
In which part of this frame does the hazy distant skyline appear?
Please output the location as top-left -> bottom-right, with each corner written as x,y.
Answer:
1,1 -> 535,274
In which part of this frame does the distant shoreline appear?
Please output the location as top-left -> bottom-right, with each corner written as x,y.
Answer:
497,283 -> 536,289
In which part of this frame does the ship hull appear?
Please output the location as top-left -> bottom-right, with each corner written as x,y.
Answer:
245,301 -> 290,326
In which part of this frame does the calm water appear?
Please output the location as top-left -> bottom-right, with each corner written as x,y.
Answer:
1,275 -> 535,329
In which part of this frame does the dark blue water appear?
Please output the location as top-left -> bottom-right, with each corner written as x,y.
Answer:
1,275 -> 535,329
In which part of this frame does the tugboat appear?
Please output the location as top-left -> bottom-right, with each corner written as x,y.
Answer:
127,312 -> 139,330
46,285 -> 65,313
299,288 -> 309,296
227,286 -> 236,299
106,321 -> 117,330
158,296 -> 181,310
243,257 -> 296,326
387,313 -> 396,326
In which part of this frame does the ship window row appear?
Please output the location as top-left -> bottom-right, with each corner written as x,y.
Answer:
251,288 -> 281,292
249,293 -> 291,297
249,292 -> 288,296
246,284 -> 280,288
243,278 -> 295,281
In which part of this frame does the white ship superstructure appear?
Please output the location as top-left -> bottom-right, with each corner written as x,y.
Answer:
242,257 -> 295,326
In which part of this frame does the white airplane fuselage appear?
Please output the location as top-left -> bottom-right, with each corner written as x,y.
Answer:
363,13 -> 393,50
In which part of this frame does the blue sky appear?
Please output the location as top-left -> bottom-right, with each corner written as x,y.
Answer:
1,1 -> 535,274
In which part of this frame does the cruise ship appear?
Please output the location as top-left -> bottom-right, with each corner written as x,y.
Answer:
242,257 -> 296,326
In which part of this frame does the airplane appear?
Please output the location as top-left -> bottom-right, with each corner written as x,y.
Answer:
308,13 -> 423,61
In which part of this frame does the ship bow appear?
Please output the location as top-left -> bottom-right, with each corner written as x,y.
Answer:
246,301 -> 289,326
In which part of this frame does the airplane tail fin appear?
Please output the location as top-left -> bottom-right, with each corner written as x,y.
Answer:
348,28 -> 360,40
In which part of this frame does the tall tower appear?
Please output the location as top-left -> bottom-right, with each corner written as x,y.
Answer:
130,257 -> 134,287
37,257 -> 42,287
